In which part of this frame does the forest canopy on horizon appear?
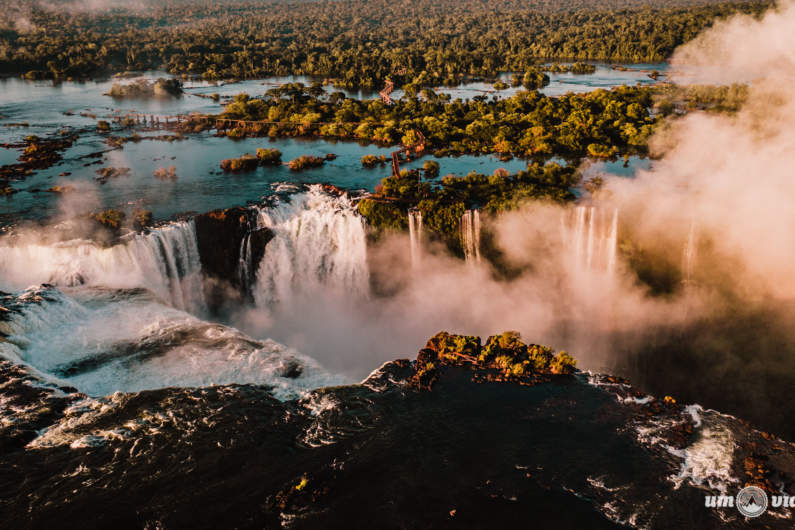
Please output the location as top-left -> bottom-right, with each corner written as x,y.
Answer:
0,0 -> 772,87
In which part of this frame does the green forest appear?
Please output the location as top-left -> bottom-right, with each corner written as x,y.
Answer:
1,0 -> 770,87
216,83 -> 656,160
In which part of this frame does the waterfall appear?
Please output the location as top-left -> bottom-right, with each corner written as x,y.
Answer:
408,208 -> 423,268
562,206 -> 619,278
253,185 -> 369,310
461,209 -> 481,264
238,232 -> 253,296
605,208 -> 619,277
0,220 -> 205,314
682,220 -> 698,285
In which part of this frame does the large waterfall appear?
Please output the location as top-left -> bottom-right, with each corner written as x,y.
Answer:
461,209 -> 481,264
253,186 -> 369,310
0,221 -> 205,313
561,206 -> 619,278
408,208 -> 423,268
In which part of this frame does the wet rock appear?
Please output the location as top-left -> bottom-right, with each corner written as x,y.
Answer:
95,166 -> 131,184
153,166 -> 177,181
194,207 -> 274,311
277,359 -> 304,379
107,78 -> 183,98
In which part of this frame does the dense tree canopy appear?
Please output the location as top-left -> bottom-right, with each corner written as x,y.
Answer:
0,0 -> 770,87
215,83 -> 657,160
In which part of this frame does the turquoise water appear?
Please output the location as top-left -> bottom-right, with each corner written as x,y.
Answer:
0,146 -> 19,166
0,134 -> 531,224
0,66 -> 658,225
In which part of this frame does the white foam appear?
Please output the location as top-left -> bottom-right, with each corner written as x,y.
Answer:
0,220 -> 205,313
253,185 -> 369,311
670,413 -> 739,493
1,287 -> 346,400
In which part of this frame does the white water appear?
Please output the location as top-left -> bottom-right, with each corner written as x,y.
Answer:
253,185 -> 370,310
682,220 -> 698,285
461,209 -> 482,264
0,286 -> 345,399
408,208 -> 423,268
0,221 -> 205,314
238,231 -> 253,296
562,206 -> 619,279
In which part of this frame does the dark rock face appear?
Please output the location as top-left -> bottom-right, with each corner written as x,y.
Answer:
193,207 -> 273,311
1,355 -> 793,529
249,226 -> 272,276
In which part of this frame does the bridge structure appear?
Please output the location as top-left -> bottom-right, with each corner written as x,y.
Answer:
391,130 -> 426,178
378,67 -> 407,105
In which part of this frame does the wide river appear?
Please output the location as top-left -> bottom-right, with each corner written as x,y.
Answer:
0,63 -> 663,225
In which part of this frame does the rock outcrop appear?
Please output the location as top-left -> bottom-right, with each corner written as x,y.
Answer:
193,207 -> 273,311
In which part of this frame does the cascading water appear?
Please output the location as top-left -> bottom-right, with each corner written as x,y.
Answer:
460,209 -> 482,264
253,185 -> 369,310
682,220 -> 698,285
238,232 -> 253,297
0,285 -> 344,400
0,220 -> 205,314
562,206 -> 619,278
408,208 -> 423,268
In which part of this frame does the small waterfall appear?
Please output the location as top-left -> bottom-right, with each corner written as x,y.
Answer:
0,221 -> 205,314
408,208 -> 423,268
605,208 -> 619,277
682,220 -> 698,285
253,185 -> 369,310
237,231 -> 253,296
562,206 -> 619,278
461,209 -> 481,264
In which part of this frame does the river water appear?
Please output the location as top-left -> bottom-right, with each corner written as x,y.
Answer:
1,64 -> 660,225
0,65 -> 655,393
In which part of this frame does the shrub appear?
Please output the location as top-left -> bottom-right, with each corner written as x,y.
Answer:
550,352 -> 577,374
287,155 -> 325,171
256,148 -> 282,165
133,208 -> 153,228
425,331 -> 481,361
153,166 -> 177,181
90,208 -> 125,230
220,154 -> 259,172
422,160 -> 440,178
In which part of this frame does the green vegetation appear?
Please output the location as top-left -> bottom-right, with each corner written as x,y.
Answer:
1,1 -> 770,85
95,166 -> 131,184
357,162 -> 578,243
216,85 -> 657,160
362,154 -> 390,168
90,208 -> 125,230
413,330 -> 577,389
256,148 -> 282,165
521,69 -> 551,90
287,155 -> 325,171
132,208 -> 153,229
422,160 -> 440,179
544,62 -> 597,74
220,154 -> 259,172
